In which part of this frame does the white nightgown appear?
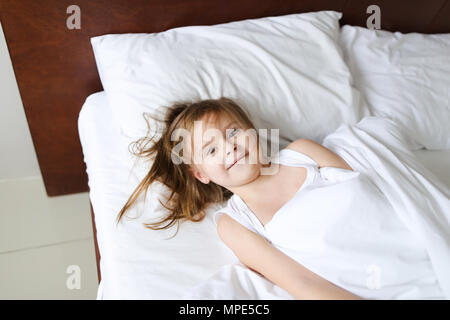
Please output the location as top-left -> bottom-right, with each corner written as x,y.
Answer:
213,148 -> 444,299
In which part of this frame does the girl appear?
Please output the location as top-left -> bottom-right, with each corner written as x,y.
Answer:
116,97 -> 440,300
117,96 -> 361,299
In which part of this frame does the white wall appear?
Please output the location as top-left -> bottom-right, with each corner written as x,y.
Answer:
0,21 -> 41,180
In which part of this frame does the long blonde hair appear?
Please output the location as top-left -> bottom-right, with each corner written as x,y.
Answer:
116,97 -> 258,237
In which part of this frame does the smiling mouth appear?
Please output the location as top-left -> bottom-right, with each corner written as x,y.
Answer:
227,153 -> 247,170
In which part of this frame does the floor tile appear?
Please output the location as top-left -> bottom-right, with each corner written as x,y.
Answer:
0,238 -> 98,299
0,177 -> 92,253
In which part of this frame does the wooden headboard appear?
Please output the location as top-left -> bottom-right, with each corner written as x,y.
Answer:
1,0 -> 450,196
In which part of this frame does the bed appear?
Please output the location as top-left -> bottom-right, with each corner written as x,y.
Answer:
1,0 -> 449,300
79,17 -> 450,299
78,90 -> 450,299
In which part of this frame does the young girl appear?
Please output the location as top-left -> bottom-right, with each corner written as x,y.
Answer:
116,97 -> 441,300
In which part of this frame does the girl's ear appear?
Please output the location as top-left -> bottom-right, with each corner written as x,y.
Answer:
189,166 -> 210,184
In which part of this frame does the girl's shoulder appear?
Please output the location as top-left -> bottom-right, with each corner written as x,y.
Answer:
282,139 -> 353,171
272,145 -> 319,168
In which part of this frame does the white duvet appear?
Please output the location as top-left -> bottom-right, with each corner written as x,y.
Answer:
183,116 -> 450,299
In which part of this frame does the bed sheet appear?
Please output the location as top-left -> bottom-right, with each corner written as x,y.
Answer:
79,91 -> 449,299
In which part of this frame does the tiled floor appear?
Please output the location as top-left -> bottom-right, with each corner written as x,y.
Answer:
0,177 -> 98,299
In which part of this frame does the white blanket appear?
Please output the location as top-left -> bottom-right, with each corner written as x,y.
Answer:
183,116 -> 450,299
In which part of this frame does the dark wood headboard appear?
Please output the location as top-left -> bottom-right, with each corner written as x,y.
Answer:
1,0 -> 449,196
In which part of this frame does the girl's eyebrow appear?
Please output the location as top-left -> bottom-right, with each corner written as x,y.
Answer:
223,120 -> 237,130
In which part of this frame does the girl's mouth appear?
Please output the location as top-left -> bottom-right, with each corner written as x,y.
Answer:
227,153 -> 247,170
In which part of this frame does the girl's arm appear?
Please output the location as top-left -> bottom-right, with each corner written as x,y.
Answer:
217,213 -> 362,300
286,138 -> 353,171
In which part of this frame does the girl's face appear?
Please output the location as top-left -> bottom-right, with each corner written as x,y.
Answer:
188,112 -> 262,189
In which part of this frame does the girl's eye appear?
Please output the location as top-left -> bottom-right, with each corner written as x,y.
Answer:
207,147 -> 216,156
229,128 -> 239,137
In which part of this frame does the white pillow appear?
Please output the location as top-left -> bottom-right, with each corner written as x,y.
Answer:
90,11 -> 365,148
339,25 -> 450,150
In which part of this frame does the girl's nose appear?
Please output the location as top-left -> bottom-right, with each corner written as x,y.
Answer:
226,141 -> 237,155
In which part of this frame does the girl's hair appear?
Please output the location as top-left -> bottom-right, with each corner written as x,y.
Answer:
116,97 -> 258,237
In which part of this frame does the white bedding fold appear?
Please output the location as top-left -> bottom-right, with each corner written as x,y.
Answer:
323,116 -> 450,298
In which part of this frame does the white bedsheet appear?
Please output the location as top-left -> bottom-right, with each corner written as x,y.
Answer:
323,117 -> 450,298
79,92 -> 450,300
